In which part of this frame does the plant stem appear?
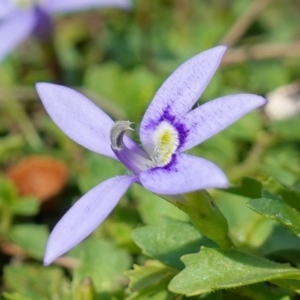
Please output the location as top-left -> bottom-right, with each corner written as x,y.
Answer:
162,190 -> 234,249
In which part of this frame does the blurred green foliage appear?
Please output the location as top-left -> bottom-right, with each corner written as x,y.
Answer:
1,0 -> 300,299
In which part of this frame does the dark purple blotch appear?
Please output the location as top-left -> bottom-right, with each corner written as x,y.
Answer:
158,105 -> 189,148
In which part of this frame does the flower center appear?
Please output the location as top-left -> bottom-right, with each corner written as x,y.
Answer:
151,121 -> 179,166
110,120 -> 179,174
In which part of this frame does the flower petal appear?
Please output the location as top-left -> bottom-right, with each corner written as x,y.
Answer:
0,11 -> 36,61
44,0 -> 132,14
36,83 -> 138,159
32,7 -> 53,39
179,94 -> 267,151
44,175 -> 136,265
139,46 -> 226,145
0,1 -> 16,19
140,153 -> 228,195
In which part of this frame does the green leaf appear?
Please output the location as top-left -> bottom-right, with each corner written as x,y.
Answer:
190,133 -> 237,170
248,61 -> 290,93
259,225 -> 300,261
125,289 -> 173,300
224,280 -> 292,300
84,64 -> 159,121
209,191 -> 270,249
224,111 -> 263,141
132,217 -> 216,269
104,220 -> 140,253
72,239 -> 131,294
76,278 -> 96,300
201,292 -> 223,300
10,196 -> 40,216
261,145 -> 299,187
163,191 -> 233,249
227,177 -> 262,199
0,135 -> 25,164
125,261 -> 177,292
275,188 -> 300,213
169,247 -> 300,296
132,184 -> 188,225
125,261 -> 176,300
102,205 -> 141,253
8,224 -> 49,259
229,284 -> 290,300
271,117 -> 300,140
247,190 -> 300,237
247,176 -> 300,212
1,293 -> 32,300
77,151 -> 126,193
261,165 -> 297,187
271,279 -> 300,294
3,264 -> 71,300
0,176 -> 17,206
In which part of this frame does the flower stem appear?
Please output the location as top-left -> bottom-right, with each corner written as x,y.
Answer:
162,190 -> 234,249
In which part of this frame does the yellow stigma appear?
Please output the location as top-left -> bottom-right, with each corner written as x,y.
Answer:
152,121 -> 179,166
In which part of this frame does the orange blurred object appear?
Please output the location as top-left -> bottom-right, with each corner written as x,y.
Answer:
6,156 -> 68,202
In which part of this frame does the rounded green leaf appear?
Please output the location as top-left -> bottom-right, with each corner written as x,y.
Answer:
72,239 -> 131,294
247,190 -> 300,237
8,224 -> 49,259
132,217 -> 216,269
10,197 -> 40,216
169,247 -> 300,296
3,264 -> 71,300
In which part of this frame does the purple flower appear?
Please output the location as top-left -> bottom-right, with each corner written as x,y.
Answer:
0,0 -> 132,61
36,46 -> 267,265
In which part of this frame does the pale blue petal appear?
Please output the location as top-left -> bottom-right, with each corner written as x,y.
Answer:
0,11 -> 36,61
44,175 -> 136,265
179,94 -> 267,151
139,46 -> 226,145
0,1 -> 16,19
44,0 -> 132,14
140,153 -> 228,195
36,83 -> 139,160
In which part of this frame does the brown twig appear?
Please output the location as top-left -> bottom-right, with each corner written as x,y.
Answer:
222,42 -> 300,66
220,0 -> 274,47
0,241 -> 79,269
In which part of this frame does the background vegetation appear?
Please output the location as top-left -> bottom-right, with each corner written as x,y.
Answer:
1,0 -> 300,299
